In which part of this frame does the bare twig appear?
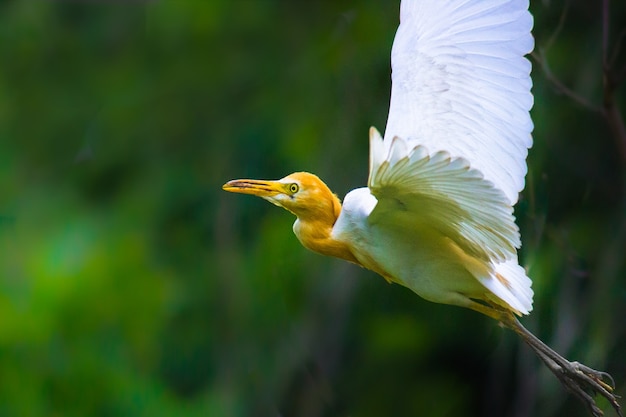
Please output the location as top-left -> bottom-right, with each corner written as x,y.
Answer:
544,1 -> 570,52
533,0 -> 626,162
609,29 -> 626,67
602,0 -> 610,71
531,50 -> 602,113
601,0 -> 626,162
530,3 -> 601,112
601,99 -> 626,163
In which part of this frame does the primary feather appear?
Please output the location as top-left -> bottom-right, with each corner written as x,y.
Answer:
384,0 -> 534,205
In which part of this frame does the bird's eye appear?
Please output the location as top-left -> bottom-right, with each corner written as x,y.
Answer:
289,183 -> 299,194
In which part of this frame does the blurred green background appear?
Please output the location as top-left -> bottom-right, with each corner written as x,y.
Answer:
1,0 -> 625,416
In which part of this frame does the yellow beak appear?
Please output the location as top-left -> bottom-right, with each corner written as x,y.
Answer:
222,179 -> 286,197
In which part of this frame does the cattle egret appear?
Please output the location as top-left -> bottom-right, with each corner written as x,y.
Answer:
223,1 -> 621,415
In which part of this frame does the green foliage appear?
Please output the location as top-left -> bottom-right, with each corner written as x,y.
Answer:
0,0 -> 624,416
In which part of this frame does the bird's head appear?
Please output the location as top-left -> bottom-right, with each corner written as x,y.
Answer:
222,172 -> 341,223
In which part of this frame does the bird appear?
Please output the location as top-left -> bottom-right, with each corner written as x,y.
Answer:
223,1 -> 621,415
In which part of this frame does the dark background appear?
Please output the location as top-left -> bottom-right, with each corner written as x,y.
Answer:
1,1 -> 624,416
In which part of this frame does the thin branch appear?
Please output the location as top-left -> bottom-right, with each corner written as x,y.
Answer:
533,0 -> 626,162
610,29 -> 626,85
617,62 -> 626,87
608,25 -> 625,67
531,50 -> 602,113
531,1 -> 600,112
602,100 -> 626,163
600,0 -> 626,163
544,1 -> 570,52
602,0 -> 610,71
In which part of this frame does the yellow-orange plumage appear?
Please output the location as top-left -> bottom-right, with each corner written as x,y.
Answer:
223,173 -> 358,265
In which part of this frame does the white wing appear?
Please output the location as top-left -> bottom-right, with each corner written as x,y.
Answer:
367,128 -> 533,314
383,0 -> 534,205
363,0 -> 535,313
368,129 -> 519,264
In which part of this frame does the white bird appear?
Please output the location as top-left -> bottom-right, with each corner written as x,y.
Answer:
224,1 -> 621,415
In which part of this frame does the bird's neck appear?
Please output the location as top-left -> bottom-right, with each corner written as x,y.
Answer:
292,194 -> 360,265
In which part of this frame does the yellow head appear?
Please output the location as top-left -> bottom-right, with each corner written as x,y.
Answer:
223,172 -> 361,265
222,172 -> 341,224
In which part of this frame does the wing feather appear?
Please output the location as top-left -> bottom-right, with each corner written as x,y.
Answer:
368,129 -> 519,263
383,0 -> 534,205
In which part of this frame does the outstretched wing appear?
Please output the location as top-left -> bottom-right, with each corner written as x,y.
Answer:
383,0 -> 534,205
368,129 -> 519,264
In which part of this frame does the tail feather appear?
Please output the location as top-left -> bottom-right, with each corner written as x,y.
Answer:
479,258 -> 534,315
